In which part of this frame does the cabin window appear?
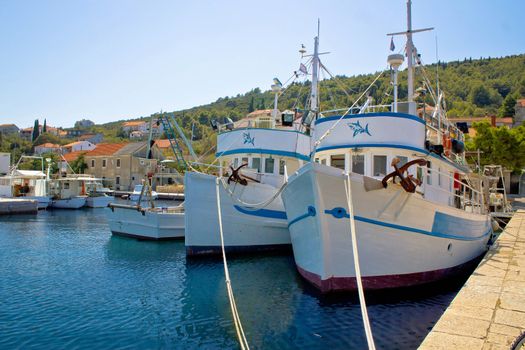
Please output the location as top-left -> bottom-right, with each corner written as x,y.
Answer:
91,159 -> 95,168
373,155 -> 387,177
352,155 -> 365,175
321,159 -> 326,165
279,160 -> 285,175
314,158 -> 319,163
427,161 -> 432,185
64,182 -> 70,189
251,157 -> 261,172
116,176 -> 120,185
233,158 -> 239,168
396,156 -> 408,167
242,157 -> 249,166
116,159 -> 121,168
330,155 -> 345,170
264,157 -> 274,173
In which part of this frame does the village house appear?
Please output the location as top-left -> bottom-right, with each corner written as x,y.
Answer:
122,119 -> 164,138
34,143 -> 61,155
0,124 -> 19,135
449,116 -> 514,137
63,142 -> 163,191
78,133 -> 103,144
61,141 -> 96,154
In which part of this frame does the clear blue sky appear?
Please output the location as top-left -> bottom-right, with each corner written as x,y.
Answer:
0,0 -> 523,128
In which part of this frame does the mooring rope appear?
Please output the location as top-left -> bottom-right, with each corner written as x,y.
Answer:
219,177 -> 286,210
215,177 -> 250,350
344,173 -> 376,350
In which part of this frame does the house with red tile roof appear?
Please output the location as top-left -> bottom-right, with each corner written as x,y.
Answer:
63,142 -> 163,190
34,143 -> 61,155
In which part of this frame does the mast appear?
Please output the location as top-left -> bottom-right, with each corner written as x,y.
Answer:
406,0 -> 414,109
310,34 -> 320,118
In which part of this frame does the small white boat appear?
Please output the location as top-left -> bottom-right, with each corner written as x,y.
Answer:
83,177 -> 115,208
86,194 -> 114,208
107,203 -> 184,240
129,184 -> 158,202
49,176 -> 88,209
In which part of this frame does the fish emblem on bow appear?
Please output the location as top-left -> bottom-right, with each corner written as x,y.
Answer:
243,132 -> 255,146
347,120 -> 371,137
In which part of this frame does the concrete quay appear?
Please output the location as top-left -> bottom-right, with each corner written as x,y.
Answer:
419,209 -> 525,350
0,198 -> 38,215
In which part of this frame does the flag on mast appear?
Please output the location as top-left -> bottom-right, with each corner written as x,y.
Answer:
390,37 -> 395,51
299,63 -> 308,74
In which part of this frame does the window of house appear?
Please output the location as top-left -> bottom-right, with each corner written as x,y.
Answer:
438,167 -> 442,186
251,157 -> 261,172
116,159 -> 121,168
330,154 -> 345,170
427,161 -> 432,185
373,155 -> 387,177
264,157 -> 275,173
102,159 -> 107,168
116,176 -> 120,185
352,155 -> 365,175
279,159 -> 285,175
91,159 -> 95,168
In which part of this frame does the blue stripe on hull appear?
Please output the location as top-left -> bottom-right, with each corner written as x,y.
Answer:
233,205 -> 287,220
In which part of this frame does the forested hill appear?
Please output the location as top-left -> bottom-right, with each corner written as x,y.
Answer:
99,53 -> 525,154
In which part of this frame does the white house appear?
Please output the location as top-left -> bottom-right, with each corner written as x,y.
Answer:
61,141 -> 96,154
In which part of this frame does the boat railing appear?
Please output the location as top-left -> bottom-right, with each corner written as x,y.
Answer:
415,165 -> 485,214
319,104 -> 392,118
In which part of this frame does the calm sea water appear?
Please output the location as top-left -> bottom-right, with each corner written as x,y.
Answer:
0,206 -> 473,349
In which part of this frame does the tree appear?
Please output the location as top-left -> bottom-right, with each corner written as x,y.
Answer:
42,118 -> 47,133
470,84 -> 492,107
70,154 -> 88,174
468,122 -> 525,172
248,96 -> 255,113
499,94 -> 517,117
32,119 -> 40,142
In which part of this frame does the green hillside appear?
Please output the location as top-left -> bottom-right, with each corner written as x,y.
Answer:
98,53 -> 525,160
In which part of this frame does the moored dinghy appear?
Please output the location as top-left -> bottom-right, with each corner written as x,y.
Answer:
282,2 -> 493,292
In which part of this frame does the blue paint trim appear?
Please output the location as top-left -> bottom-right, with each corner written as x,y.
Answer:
315,112 -> 426,126
288,206 -> 316,227
218,127 -> 308,136
324,207 -> 349,219
322,207 -> 491,241
216,148 -> 310,161
233,205 -> 287,220
315,143 -> 469,173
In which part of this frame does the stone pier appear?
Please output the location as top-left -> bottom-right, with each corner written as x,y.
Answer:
419,210 -> 525,349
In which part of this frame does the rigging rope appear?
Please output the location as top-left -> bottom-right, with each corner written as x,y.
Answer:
344,173 -> 376,350
215,177 -> 250,350
219,176 -> 286,210
313,70 -> 385,152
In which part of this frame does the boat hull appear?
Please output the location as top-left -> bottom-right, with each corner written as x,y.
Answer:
184,172 -> 291,256
18,196 -> 51,209
107,205 -> 184,240
50,196 -> 87,209
86,195 -> 115,208
282,163 -> 492,292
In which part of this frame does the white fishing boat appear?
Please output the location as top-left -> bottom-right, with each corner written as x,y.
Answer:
49,176 -> 87,209
185,109 -> 310,256
282,2 -> 492,292
107,202 -> 184,240
129,184 -> 158,202
0,156 -> 51,209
